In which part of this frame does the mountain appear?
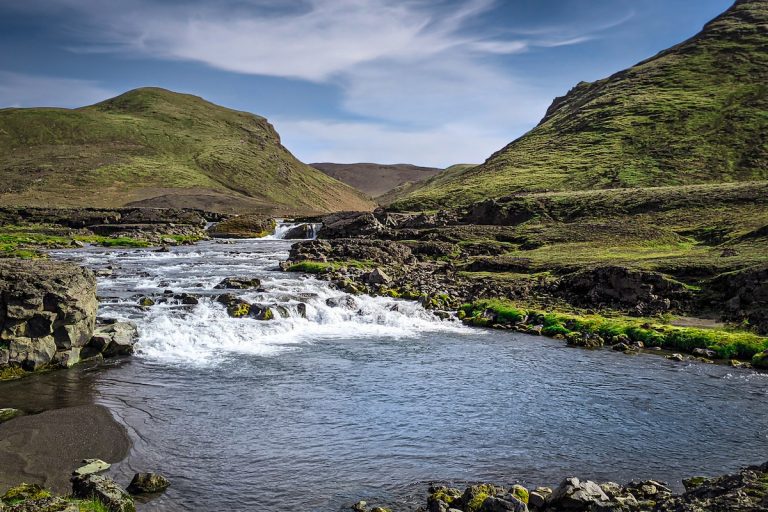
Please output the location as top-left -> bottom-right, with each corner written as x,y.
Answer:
393,0 -> 768,210
310,162 -> 442,198
0,88 -> 375,214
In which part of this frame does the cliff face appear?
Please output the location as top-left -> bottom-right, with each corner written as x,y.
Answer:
0,260 -> 97,373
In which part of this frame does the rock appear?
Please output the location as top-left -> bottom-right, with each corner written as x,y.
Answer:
320,212 -> 387,239
326,296 -> 359,309
126,472 -> 171,494
209,215 -> 275,239
214,277 -> 262,290
527,487 -> 551,510
8,336 -> 57,371
0,408 -> 23,423
366,268 -> 392,285
667,353 -> 685,362
557,265 -> 691,315
71,474 -> 135,512
692,348 -> 718,359
73,459 -> 111,476
752,349 -> 768,369
94,322 -> 139,357
566,332 -> 604,349
283,223 -> 317,240
53,347 -> 82,368
0,259 -> 97,374
138,296 -> 155,307
459,484 -> 500,512
479,495 -> 528,512
352,500 -> 368,511
548,477 -> 610,510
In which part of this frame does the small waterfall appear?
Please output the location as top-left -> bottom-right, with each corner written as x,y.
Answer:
270,220 -> 323,240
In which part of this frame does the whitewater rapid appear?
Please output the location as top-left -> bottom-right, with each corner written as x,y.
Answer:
51,234 -> 468,366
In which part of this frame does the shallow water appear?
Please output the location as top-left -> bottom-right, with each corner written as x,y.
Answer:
41,238 -> 768,511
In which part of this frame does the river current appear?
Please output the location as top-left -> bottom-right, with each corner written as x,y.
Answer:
42,236 -> 768,511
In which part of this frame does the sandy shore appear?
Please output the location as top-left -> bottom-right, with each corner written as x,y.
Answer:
0,404 -> 131,494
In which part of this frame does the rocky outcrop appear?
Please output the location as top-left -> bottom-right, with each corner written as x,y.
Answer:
408,461 -> 768,512
72,475 -> 135,512
0,260 -> 97,372
289,239 -> 413,266
0,260 -> 137,378
706,264 -> 768,334
283,223 -> 318,240
319,212 -> 389,239
208,215 -> 275,238
557,266 -> 692,315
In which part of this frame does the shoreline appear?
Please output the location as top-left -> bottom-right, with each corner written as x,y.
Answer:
0,403 -> 131,494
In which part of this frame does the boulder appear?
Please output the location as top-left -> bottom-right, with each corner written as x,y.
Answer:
366,268 -> 392,286
126,472 -> 171,494
479,495 -> 528,512
73,459 -> 111,477
283,223 -> 317,240
320,212 -> 387,239
548,477 -> 610,510
93,322 -> 139,357
0,259 -> 97,373
71,475 -> 135,512
214,277 -> 262,290
692,348 -> 718,359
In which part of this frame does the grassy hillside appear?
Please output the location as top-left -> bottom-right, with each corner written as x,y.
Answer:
0,88 -> 374,214
394,0 -> 768,210
377,163 -> 476,206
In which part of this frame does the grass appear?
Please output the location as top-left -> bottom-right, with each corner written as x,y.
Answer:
0,87 -> 373,214
460,299 -> 768,360
392,1 -> 768,210
0,223 -> 176,258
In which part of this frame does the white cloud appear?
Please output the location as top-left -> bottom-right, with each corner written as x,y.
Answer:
0,71 -> 115,108
2,0 -> 620,163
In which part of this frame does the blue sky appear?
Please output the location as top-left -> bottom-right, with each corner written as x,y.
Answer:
0,0 -> 734,167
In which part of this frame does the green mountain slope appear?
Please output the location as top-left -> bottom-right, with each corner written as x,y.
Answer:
394,0 -> 768,210
0,88 -> 375,214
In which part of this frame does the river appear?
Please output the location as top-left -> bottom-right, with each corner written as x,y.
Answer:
34,235 -> 768,510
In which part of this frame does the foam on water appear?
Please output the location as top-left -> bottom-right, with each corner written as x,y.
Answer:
52,232 -> 468,367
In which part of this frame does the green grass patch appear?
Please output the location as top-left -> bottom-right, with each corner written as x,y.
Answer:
460,299 -> 768,360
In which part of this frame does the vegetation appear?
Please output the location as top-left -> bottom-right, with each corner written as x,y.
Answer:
0,87 -> 374,215
394,0 -> 768,210
460,299 -> 768,360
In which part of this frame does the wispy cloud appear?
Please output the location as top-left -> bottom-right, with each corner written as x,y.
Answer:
0,71 -> 115,108
0,0 -> 626,164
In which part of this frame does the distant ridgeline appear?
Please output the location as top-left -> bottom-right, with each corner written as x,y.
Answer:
0,88 -> 374,215
393,0 -> 768,210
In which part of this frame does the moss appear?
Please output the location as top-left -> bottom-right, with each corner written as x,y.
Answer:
2,483 -> 52,504
463,484 -> 496,512
227,303 -> 251,318
0,366 -> 27,381
459,298 -> 768,360
752,350 -> 768,369
286,261 -> 333,274
511,485 -> 529,504
261,308 -> 274,321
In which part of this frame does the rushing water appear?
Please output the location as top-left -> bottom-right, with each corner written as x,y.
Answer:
41,236 -> 768,511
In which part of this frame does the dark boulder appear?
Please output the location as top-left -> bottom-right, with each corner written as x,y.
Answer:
214,277 -> 262,290
126,472 -> 171,495
319,212 -> 388,239
283,223 -> 317,240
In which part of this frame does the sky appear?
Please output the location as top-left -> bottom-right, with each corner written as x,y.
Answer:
0,0 -> 734,167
